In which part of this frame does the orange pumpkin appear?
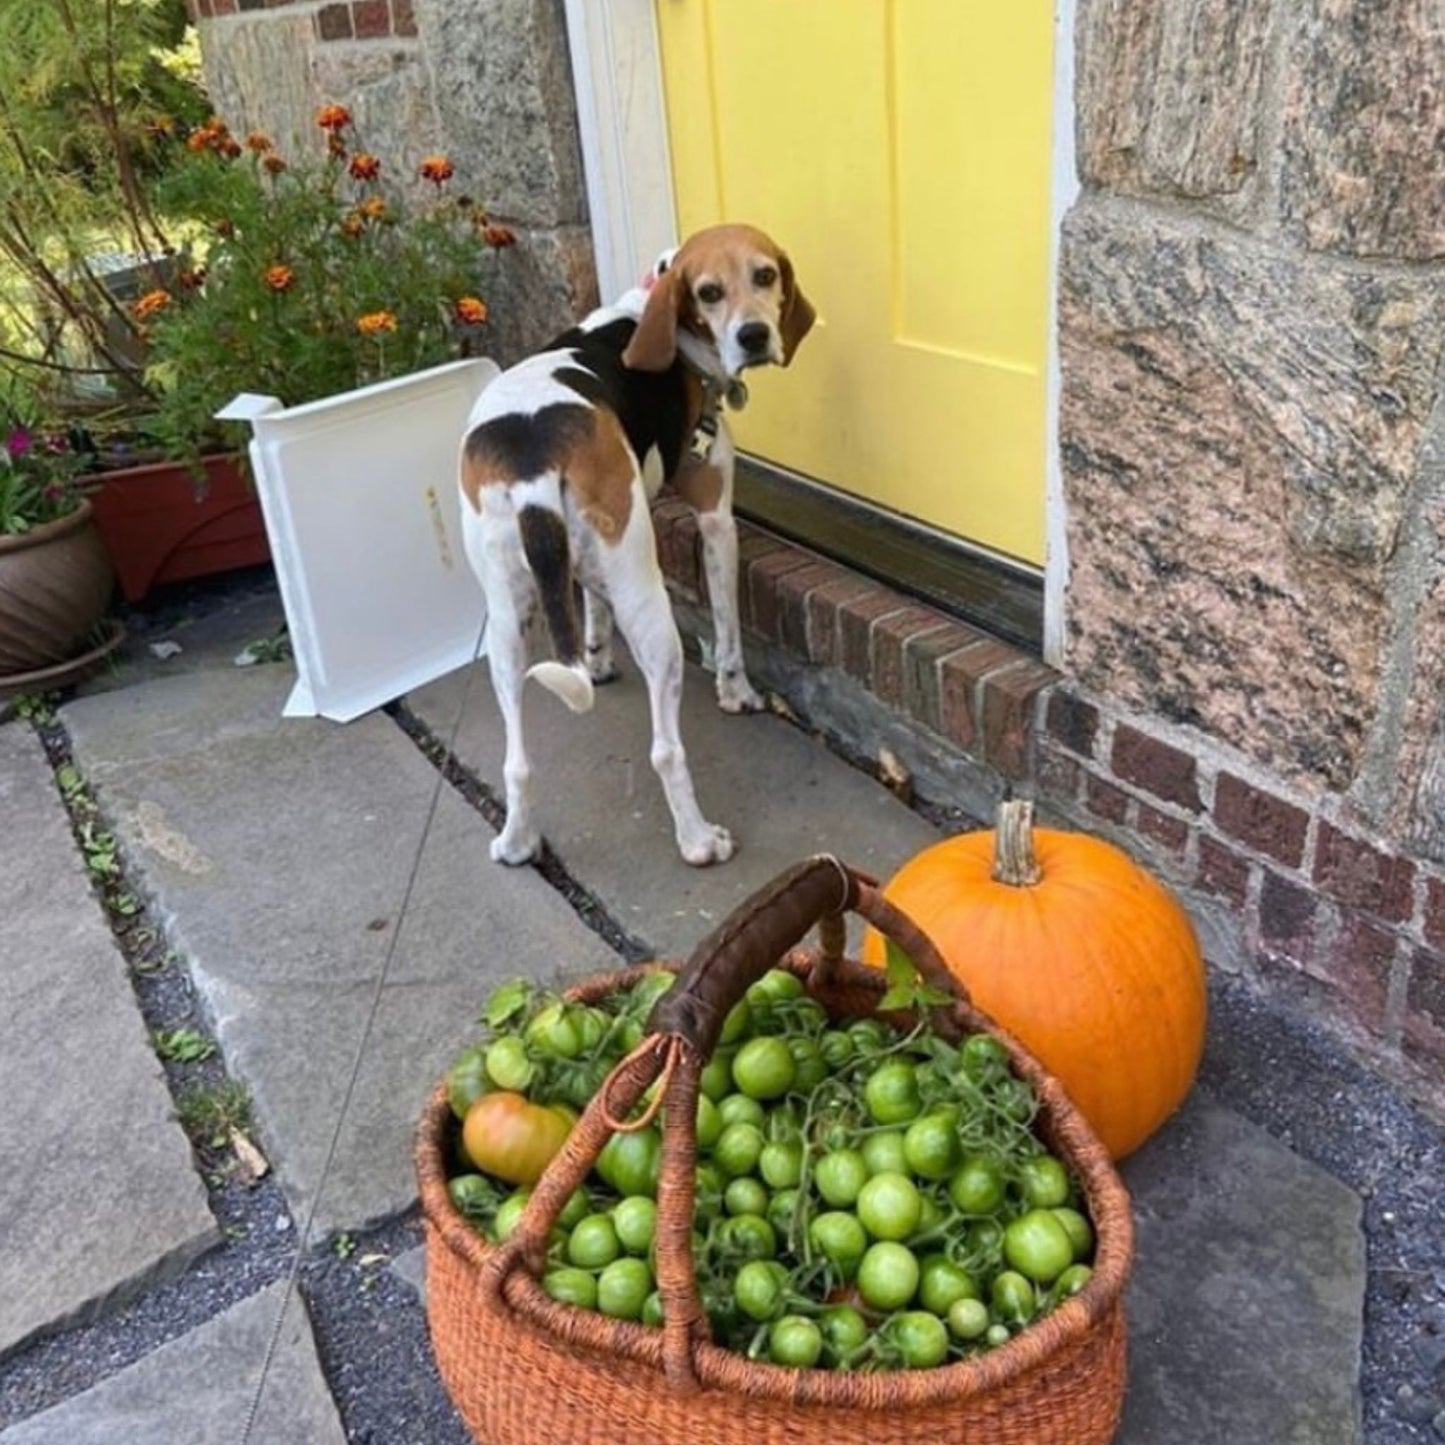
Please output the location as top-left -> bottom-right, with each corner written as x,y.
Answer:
863,799 -> 1206,1160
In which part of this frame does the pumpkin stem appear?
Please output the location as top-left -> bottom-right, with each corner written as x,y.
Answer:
992,799 -> 1043,887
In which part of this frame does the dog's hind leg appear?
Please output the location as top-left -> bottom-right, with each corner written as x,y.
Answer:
601,484 -> 735,867
583,587 -> 619,684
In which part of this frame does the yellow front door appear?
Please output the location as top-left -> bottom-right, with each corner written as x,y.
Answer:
656,0 -> 1054,566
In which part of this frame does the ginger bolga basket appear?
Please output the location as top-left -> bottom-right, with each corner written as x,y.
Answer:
415,857 -> 1135,1445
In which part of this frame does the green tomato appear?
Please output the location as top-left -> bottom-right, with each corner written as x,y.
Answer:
447,1172 -> 500,1221
759,1139 -> 804,1190
994,1078 -> 1037,1124
642,1290 -> 665,1327
612,1195 -> 658,1255
719,1000 -> 752,1046
960,1033 -> 1009,1082
857,1241 -> 920,1312
948,1155 -> 1006,1215
1051,1207 -> 1094,1260
493,1189 -> 530,1243
856,1171 -> 922,1242
769,1315 -> 823,1369
1003,1209 -> 1075,1284
734,1258 -> 790,1322
787,1037 -> 827,1093
808,1210 -> 869,1280
819,1030 -> 856,1068
1055,1263 -> 1094,1298
525,1003 -> 584,1060
699,1050 -> 736,1102
731,1036 -> 797,1100
1019,1154 -> 1072,1209
766,1187 -> 802,1242
815,1148 -> 869,1207
918,1255 -> 979,1316
861,1130 -> 909,1176
596,1125 -> 661,1197
566,1212 -> 621,1269
747,968 -> 805,1006
713,1121 -> 766,1178
985,1323 -> 1012,1348
724,1176 -> 770,1218
694,1094 -> 723,1151
596,1257 -> 653,1319
990,1269 -> 1037,1326
543,1266 -> 598,1309
717,1093 -> 766,1128
847,1019 -> 893,1055
864,1060 -> 923,1125
557,1187 -> 592,1231
891,1310 -> 949,1368
717,1212 -> 778,1261
947,1297 -> 990,1340
446,1048 -> 491,1120
484,1035 -> 534,1091
820,1304 -> 870,1363
903,1112 -> 960,1181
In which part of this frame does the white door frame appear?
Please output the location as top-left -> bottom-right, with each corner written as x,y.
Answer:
560,0 -> 1076,667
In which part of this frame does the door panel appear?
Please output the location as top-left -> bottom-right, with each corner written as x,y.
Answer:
656,0 -> 1054,565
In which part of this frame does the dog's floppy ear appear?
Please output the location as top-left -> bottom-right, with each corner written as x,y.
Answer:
778,252 -> 816,366
623,264 -> 686,372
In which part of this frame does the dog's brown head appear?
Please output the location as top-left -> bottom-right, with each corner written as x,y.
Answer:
622,223 -> 815,377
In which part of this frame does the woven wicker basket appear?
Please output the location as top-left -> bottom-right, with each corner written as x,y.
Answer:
415,857 -> 1134,1445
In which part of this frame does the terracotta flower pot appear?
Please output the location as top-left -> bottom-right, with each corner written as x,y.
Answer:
87,452 -> 271,603
0,500 -> 115,675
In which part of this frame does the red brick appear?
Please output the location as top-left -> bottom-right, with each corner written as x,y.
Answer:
1035,743 -> 1083,803
838,591 -> 910,686
1214,773 -> 1309,868
747,549 -> 814,644
391,0 -> 417,35
1046,689 -> 1099,758
734,530 -> 789,631
872,607 -> 951,708
1403,945 -> 1445,1070
210,0 -> 235,12
1198,835 -> 1251,907
1085,772 -> 1130,825
937,640 -> 1016,755
904,623 -> 986,735
773,560 -> 847,657
980,658 -> 1054,780
1111,725 -> 1201,812
1324,911 -> 1398,1035
1136,802 -> 1189,861
1313,821 -> 1416,924
1258,869 -> 1318,966
316,1 -> 352,38
1422,874 -> 1445,951
804,575 -> 874,667
352,0 -> 390,37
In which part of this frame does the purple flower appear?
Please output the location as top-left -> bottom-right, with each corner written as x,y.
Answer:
42,484 -> 64,503
5,428 -> 32,458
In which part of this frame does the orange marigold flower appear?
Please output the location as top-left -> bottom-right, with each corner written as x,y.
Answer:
454,296 -> 488,326
265,265 -> 295,292
263,154 -> 288,176
245,131 -> 273,152
186,128 -> 213,153
219,136 -> 243,159
341,215 -> 366,239
356,310 -> 398,336
348,153 -> 381,182
419,154 -> 454,185
482,222 -> 518,249
177,267 -> 207,291
357,196 -> 388,221
131,289 -> 172,321
316,103 -> 353,132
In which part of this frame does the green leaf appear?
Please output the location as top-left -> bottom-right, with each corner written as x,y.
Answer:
884,939 -> 917,989
483,979 -> 531,1029
878,986 -> 916,1012
915,984 -> 955,1009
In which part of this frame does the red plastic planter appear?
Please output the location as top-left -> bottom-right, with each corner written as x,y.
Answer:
87,452 -> 271,603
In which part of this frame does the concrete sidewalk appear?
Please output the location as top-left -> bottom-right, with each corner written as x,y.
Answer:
0,570 -> 1434,1443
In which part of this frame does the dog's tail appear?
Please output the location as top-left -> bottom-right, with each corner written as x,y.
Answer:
517,502 -> 594,714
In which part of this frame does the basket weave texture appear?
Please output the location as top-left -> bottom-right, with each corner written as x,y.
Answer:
415,858 -> 1134,1445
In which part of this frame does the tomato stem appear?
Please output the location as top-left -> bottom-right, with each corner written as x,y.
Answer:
992,799 -> 1043,887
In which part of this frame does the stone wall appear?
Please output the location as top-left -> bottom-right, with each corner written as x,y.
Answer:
185,0 -> 597,365
1057,0 -> 1445,1104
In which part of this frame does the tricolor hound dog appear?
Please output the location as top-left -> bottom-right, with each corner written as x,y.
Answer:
458,223 -> 815,867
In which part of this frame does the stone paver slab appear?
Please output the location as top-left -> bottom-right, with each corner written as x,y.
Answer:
410,656 -> 941,960
1119,1093 -> 1364,1442
0,723 -> 215,1357
62,668 -> 620,1236
0,1282 -> 344,1444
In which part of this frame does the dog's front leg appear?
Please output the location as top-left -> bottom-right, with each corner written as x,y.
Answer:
678,420 -> 764,714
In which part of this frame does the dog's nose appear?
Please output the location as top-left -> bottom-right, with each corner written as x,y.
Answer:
737,322 -> 771,356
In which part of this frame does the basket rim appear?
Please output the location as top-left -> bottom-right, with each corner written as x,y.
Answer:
415,951 -> 1135,1412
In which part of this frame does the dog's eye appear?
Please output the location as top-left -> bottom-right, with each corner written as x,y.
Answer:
696,282 -> 724,305
753,266 -> 778,288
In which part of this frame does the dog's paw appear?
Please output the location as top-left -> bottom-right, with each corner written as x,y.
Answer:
679,823 -> 735,867
588,657 -> 620,686
716,671 -> 764,714
490,830 -> 540,866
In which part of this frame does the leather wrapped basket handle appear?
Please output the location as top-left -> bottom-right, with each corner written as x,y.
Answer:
477,854 -> 968,1393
